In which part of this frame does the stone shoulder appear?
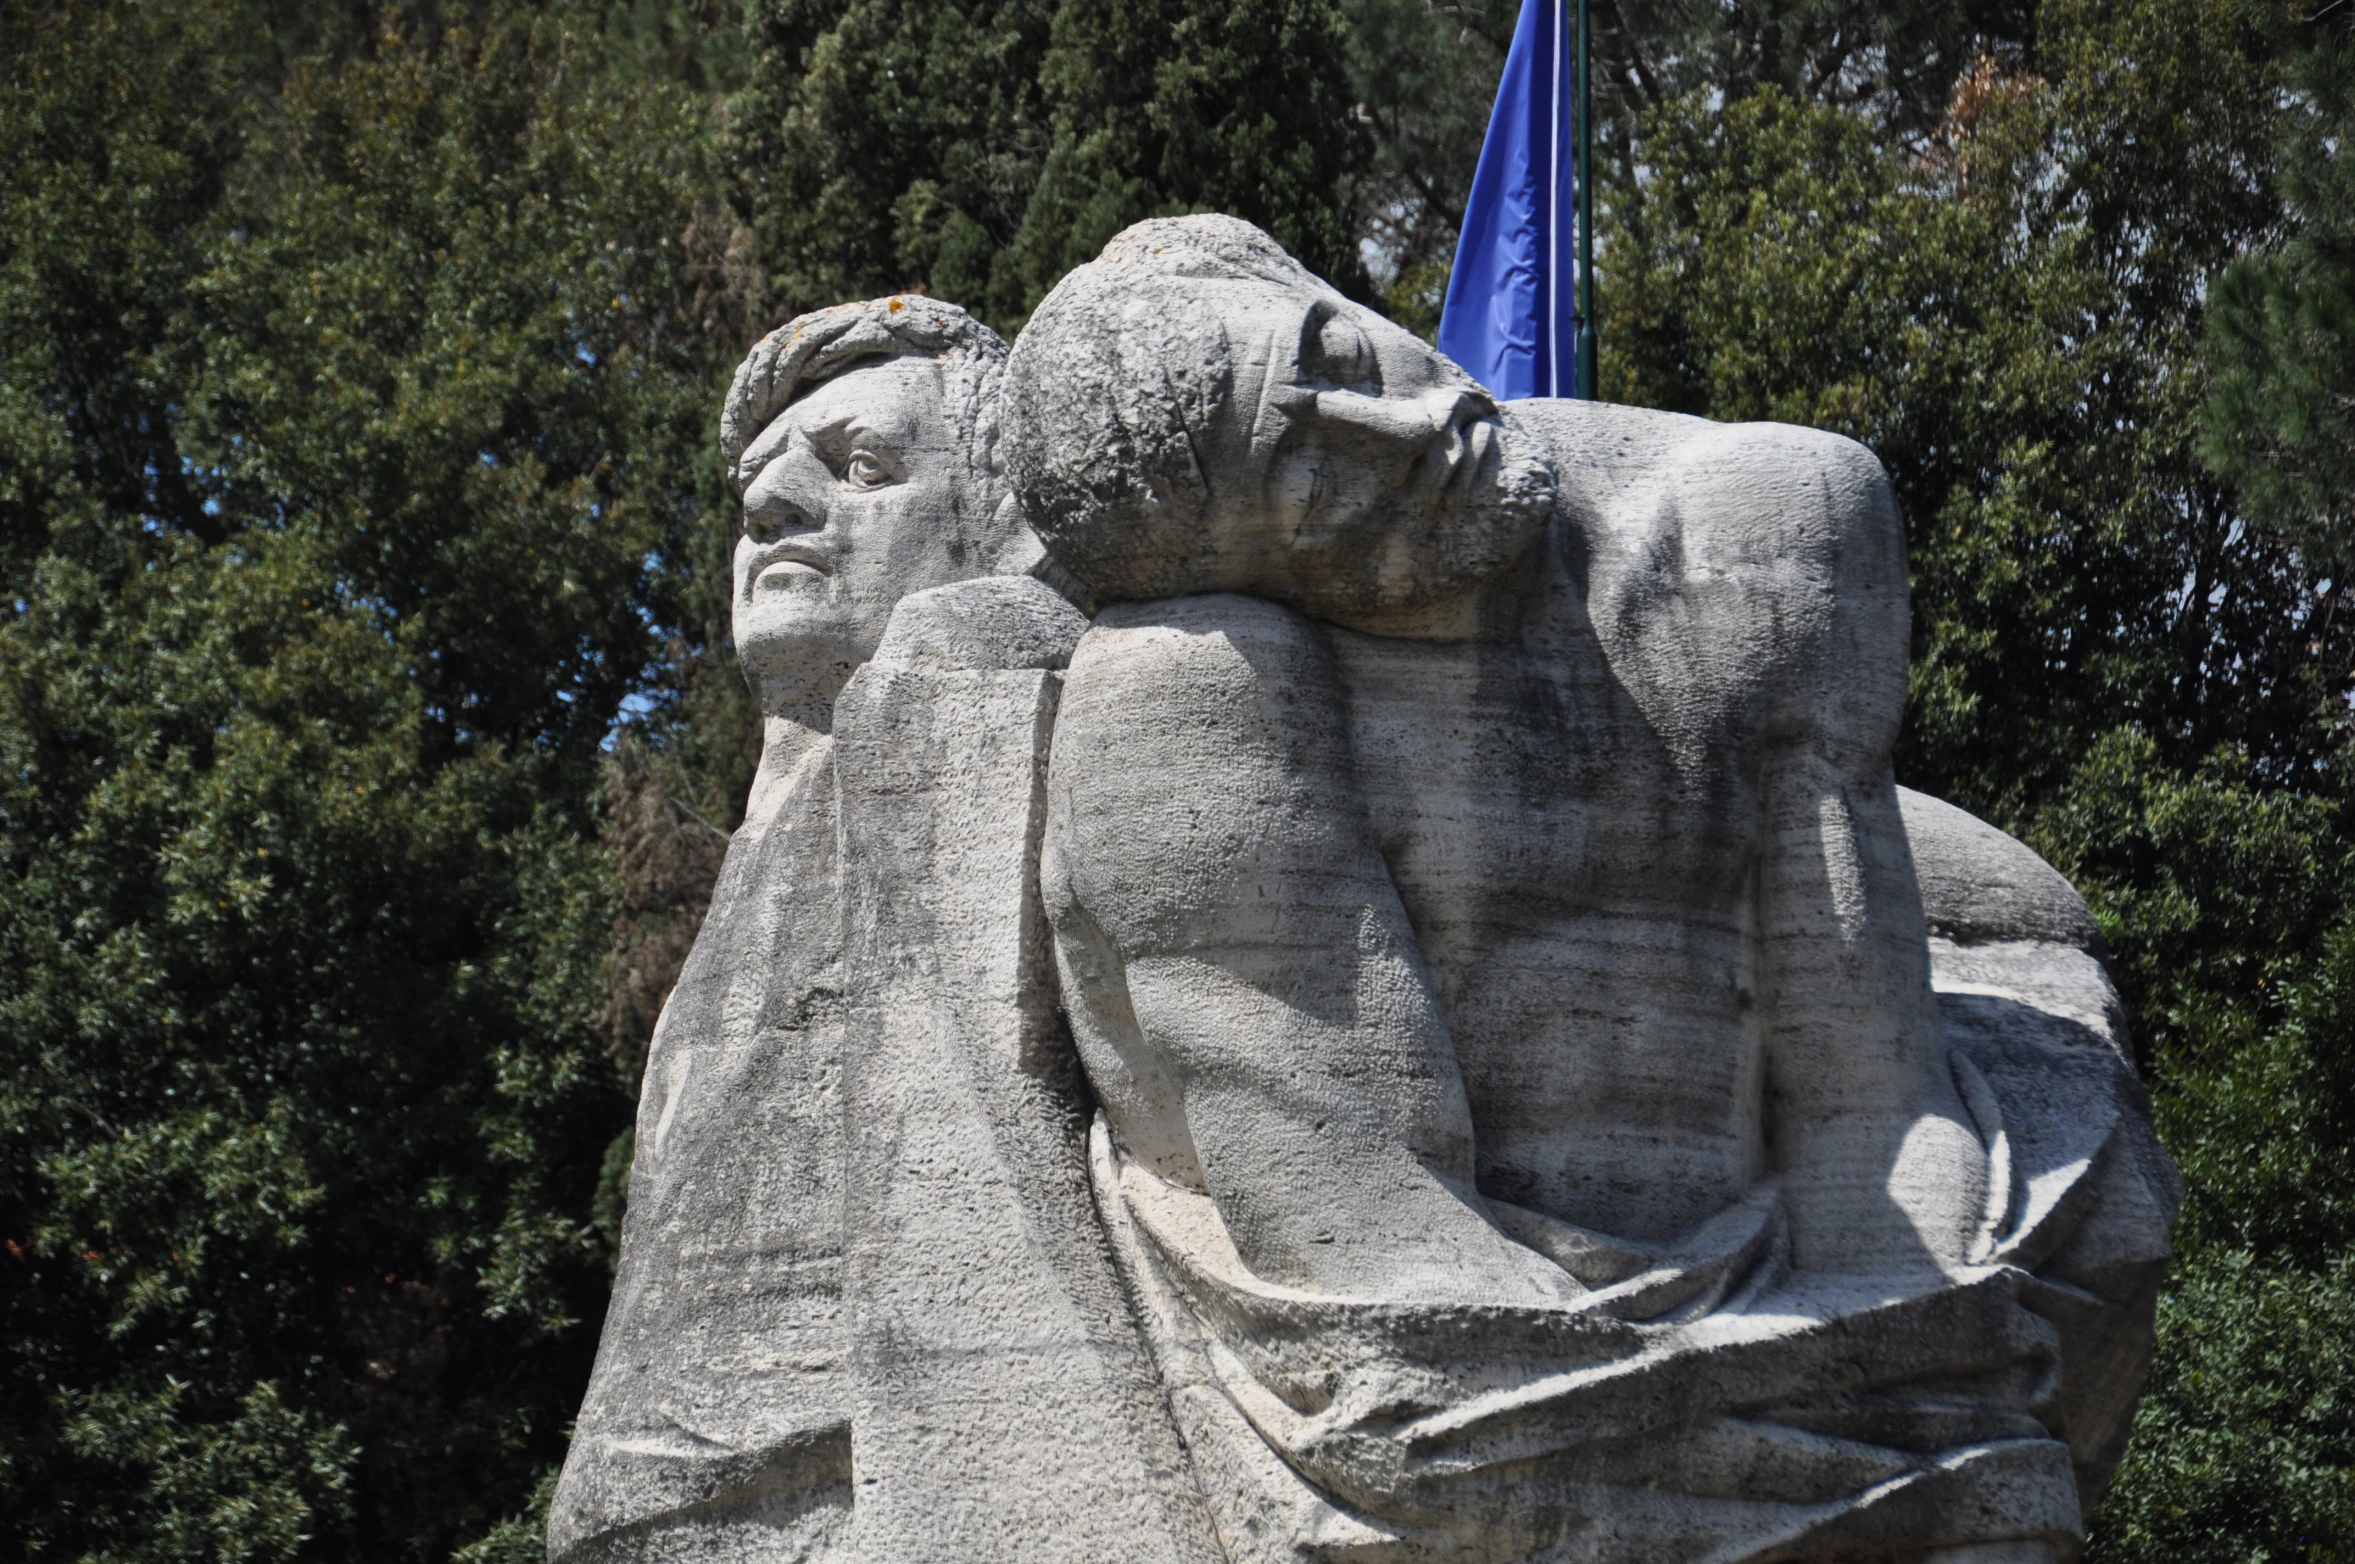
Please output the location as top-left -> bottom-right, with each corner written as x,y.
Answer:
872,574 -> 1088,673
1511,398 -> 1900,589
1900,787 -> 2106,952
1510,399 -> 1908,761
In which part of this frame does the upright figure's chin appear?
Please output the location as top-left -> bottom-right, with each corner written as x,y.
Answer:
734,604 -> 863,718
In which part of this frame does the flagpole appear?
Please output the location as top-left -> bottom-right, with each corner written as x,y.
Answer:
1547,0 -> 1563,398
1575,0 -> 1596,400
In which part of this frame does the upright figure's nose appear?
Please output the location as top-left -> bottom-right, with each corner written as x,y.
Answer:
741,435 -> 829,544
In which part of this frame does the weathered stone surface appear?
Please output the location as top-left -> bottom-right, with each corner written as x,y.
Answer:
548,744 -> 850,1564
550,297 -> 1039,1564
1904,788 -> 2177,1508
1005,215 -> 2175,1563
557,219 -> 2174,1564
833,575 -> 1223,1563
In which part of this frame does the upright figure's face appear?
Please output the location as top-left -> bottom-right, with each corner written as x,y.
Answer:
1191,275 -> 1551,630
732,355 -> 984,707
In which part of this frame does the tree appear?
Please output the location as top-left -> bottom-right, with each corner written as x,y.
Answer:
2104,21 -> 2355,1556
729,0 -> 1369,332
2201,23 -> 2355,591
1337,0 -> 2044,332
0,6 -> 731,1556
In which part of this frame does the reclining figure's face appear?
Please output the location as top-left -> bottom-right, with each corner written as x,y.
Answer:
1207,280 -> 1528,602
1182,274 -> 1558,633
1009,254 -> 1555,634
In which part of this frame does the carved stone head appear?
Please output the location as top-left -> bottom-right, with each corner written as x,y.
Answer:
721,296 -> 1033,711
1003,216 -> 1554,633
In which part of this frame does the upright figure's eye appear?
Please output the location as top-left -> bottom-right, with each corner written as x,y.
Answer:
846,451 -> 891,489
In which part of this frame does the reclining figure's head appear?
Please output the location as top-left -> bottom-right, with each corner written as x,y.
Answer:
722,296 -> 1028,709
1003,216 -> 1554,632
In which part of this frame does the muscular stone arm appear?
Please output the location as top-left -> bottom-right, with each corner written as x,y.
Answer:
1042,593 -> 1574,1306
1736,428 -> 1991,1278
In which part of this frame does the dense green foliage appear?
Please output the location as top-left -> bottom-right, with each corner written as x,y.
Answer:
1344,0 -> 2044,330
1,4 -> 728,1555
5,0 -> 2353,1557
730,0 -> 1369,331
2201,30 -> 2355,585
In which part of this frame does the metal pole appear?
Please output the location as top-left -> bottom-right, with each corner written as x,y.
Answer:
1575,0 -> 1596,400
1547,0 -> 1564,397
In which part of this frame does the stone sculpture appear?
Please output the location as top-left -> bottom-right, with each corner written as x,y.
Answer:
549,295 -> 1052,1561
1001,216 -> 2175,1563
554,219 -> 2175,1564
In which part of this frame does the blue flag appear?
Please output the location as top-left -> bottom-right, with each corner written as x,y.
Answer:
1437,0 -> 1579,400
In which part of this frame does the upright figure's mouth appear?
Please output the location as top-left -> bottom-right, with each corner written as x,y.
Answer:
752,548 -> 831,592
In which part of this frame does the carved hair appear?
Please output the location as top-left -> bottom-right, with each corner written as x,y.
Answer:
1000,218 -> 1287,602
1004,216 -> 1551,620
1090,213 -> 1322,288
720,295 -> 1007,498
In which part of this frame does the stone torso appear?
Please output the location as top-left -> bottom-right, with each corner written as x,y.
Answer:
1332,401 -> 1843,1243
1334,544 -> 1771,1243
551,742 -> 852,1558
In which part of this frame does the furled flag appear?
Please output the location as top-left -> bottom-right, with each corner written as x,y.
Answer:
1437,0 -> 1584,400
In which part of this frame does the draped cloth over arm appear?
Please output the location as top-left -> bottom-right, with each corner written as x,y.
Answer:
549,752 -> 853,1563
1087,971 -> 2169,1564
1048,618 -> 2174,1564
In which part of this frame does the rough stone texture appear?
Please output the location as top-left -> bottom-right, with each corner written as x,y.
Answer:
559,221 -> 2175,1564
552,299 -> 1047,1563
548,744 -> 851,1564
1007,215 -> 2176,1563
833,576 -> 1224,1563
1903,788 -> 2178,1508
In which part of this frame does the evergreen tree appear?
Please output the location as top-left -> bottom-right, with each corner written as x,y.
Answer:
2201,23 -> 2355,584
0,5 -> 731,1556
2108,21 -> 2355,1556
729,0 -> 1368,331
726,0 -> 1056,325
1338,0 -> 2044,331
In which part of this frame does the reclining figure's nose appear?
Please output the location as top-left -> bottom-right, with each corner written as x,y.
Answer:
1308,384 -> 1493,446
1282,384 -> 1496,493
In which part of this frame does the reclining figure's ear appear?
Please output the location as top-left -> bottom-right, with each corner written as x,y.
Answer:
984,492 -> 1091,610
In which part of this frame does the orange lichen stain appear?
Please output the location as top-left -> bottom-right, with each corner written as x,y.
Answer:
889,298 -> 905,313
